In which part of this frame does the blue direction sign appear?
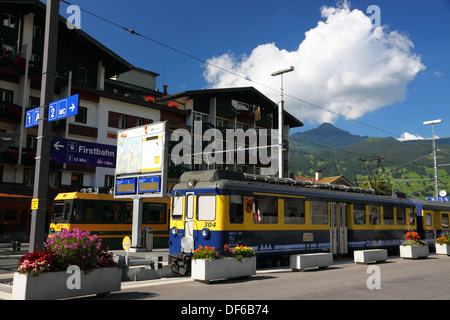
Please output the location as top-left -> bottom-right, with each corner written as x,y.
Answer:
51,137 -> 116,168
25,107 -> 40,128
49,94 -> 79,122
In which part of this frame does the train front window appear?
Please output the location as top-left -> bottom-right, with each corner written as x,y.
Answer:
197,195 -> 216,221
53,200 -> 70,222
172,195 -> 183,220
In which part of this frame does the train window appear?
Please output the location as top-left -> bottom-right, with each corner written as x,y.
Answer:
284,198 -> 305,224
63,203 -> 71,220
230,195 -> 243,224
172,195 -> 183,220
409,209 -> 416,226
73,201 -> 83,221
254,197 -> 278,224
310,201 -> 328,225
442,213 -> 449,229
147,204 -> 167,224
426,213 -> 432,226
197,195 -> 216,221
353,204 -> 366,225
101,204 -> 119,221
397,207 -> 406,225
52,200 -> 65,221
383,206 -> 394,225
369,205 -> 380,225
85,201 -> 95,221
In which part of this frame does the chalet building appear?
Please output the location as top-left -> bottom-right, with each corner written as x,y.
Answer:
158,87 -> 303,178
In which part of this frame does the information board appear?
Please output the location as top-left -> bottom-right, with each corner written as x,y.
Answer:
114,121 -> 168,198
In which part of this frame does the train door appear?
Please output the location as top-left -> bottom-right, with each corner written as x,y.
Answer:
330,202 -> 348,254
181,192 -> 195,254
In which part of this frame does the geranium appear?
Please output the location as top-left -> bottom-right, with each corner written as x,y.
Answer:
17,249 -> 58,275
192,245 -> 219,260
402,231 -> 427,246
435,231 -> 450,245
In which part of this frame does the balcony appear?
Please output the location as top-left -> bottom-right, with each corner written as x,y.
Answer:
216,104 -> 237,119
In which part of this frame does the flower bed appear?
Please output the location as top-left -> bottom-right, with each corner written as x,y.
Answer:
12,228 -> 121,300
191,245 -> 256,284
400,231 -> 429,259
435,232 -> 450,255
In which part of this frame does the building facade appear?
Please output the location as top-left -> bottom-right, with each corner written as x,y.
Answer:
0,0 -> 303,241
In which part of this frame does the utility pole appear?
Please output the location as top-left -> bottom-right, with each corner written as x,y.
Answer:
423,118 -> 442,242
29,0 -> 60,252
271,66 -> 294,178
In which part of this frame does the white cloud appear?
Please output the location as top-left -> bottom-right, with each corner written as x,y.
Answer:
203,1 -> 425,125
397,132 -> 424,141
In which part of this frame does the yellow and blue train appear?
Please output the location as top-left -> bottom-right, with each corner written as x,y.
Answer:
49,191 -> 170,249
168,170 -> 450,274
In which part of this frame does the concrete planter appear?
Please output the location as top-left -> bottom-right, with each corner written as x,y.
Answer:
191,257 -> 256,284
435,243 -> 450,255
12,267 -> 121,300
400,245 -> 429,259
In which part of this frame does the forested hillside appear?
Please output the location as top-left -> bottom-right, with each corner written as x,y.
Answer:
289,123 -> 450,198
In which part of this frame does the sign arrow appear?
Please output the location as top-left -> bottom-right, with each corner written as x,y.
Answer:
53,140 -> 64,151
69,103 -> 76,112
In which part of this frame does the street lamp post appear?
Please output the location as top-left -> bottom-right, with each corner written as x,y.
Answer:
423,118 -> 442,241
271,66 -> 294,178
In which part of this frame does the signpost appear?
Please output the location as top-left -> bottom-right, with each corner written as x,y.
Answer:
48,94 -> 79,122
25,94 -> 79,128
114,121 -> 169,252
50,137 -> 116,168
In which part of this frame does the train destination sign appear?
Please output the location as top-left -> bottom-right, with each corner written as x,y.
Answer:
51,137 -> 116,168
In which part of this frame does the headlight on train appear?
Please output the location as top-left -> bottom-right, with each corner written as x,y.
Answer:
201,228 -> 211,240
171,227 -> 178,237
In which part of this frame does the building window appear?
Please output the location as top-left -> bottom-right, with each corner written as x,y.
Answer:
136,118 -> 143,127
118,115 -> 126,129
104,175 -> 114,188
75,106 -> 87,124
3,14 -> 16,28
77,67 -> 87,83
26,135 -> 37,149
0,89 -> 13,103
33,25 -> 41,38
71,172 -> 83,188
29,96 -> 40,108
24,168 -> 35,186
49,171 -> 61,188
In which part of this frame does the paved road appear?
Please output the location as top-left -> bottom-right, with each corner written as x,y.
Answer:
3,248 -> 450,307
100,254 -> 450,301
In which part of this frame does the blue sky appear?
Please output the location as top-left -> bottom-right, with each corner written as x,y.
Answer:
56,0 -> 450,140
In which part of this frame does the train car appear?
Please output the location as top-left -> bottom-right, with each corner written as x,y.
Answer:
168,170 -> 417,274
411,199 -> 450,244
49,190 -> 170,249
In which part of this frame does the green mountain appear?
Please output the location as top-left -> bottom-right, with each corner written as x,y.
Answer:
289,123 -> 450,198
